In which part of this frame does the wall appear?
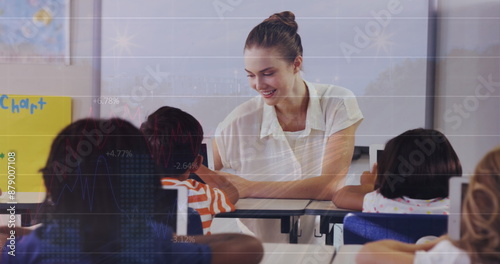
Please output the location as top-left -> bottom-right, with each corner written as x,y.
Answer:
99,0 -> 432,148
435,0 -> 500,175
2,0 -> 499,175
0,0 -> 95,121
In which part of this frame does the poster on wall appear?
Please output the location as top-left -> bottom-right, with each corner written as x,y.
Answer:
0,95 -> 72,193
0,0 -> 70,64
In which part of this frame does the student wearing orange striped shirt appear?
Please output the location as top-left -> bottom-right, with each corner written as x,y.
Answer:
141,106 -> 239,234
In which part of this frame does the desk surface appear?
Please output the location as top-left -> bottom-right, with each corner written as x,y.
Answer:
262,243 -> 336,264
305,200 -> 352,217
0,192 -> 45,210
331,245 -> 363,264
217,198 -> 311,217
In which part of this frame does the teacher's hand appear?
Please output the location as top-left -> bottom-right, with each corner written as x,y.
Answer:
194,165 -> 240,203
360,163 -> 377,186
223,173 -> 254,199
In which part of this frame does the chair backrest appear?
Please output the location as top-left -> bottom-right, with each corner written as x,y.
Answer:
343,212 -> 448,244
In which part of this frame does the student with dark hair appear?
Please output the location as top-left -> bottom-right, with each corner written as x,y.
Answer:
141,106 -> 238,235
0,118 -> 262,264
356,145 -> 500,264
199,10 -> 363,243
332,128 -> 462,214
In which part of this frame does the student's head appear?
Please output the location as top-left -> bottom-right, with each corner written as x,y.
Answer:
375,128 -> 462,199
40,118 -> 164,258
41,118 -> 161,215
458,146 -> 500,263
244,11 -> 304,106
140,106 -> 204,180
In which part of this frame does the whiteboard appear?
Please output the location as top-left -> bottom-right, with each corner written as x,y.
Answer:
100,0 -> 433,147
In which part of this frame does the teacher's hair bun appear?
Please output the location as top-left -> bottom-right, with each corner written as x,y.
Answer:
264,11 -> 298,34
245,10 -> 303,62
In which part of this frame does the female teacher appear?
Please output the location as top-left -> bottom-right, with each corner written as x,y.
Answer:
200,11 -> 363,242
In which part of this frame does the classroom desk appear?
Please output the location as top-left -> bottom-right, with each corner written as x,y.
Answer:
305,201 -> 354,245
331,245 -> 363,264
262,242 -> 336,264
0,192 -> 46,226
262,243 -> 363,264
216,198 -> 311,243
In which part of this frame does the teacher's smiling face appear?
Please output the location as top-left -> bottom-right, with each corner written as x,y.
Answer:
244,47 -> 302,107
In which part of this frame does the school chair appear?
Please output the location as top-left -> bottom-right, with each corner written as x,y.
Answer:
187,207 -> 204,235
343,212 -> 448,244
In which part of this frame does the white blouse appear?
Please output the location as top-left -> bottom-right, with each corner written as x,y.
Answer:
214,80 -> 363,243
215,80 -> 363,182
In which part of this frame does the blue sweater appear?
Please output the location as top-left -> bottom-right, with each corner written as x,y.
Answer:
1,222 -> 211,264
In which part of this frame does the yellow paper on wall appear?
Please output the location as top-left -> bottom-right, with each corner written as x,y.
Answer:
0,95 -> 72,193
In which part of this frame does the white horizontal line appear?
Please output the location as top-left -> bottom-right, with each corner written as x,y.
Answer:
2,16 -> 499,20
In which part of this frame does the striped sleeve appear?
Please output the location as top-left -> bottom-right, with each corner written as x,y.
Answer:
209,188 -> 235,214
160,178 -> 235,234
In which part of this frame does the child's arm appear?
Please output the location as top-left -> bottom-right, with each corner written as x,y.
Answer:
332,183 -> 374,210
183,233 -> 263,264
331,165 -> 377,210
195,165 -> 239,205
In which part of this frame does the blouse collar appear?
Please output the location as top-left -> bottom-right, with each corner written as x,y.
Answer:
260,80 -> 326,139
